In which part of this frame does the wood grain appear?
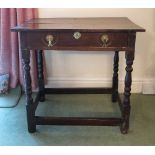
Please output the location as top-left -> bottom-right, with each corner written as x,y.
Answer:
14,18 -> 145,134
11,17 -> 145,32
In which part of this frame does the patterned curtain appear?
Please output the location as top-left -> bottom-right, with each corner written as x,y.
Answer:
0,8 -> 39,89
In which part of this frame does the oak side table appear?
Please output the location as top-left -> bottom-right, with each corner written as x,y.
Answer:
11,17 -> 145,134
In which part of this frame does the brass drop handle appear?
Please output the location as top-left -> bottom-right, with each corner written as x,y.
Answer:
101,34 -> 111,47
46,34 -> 54,47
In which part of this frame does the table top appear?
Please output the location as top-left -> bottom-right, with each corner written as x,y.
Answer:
11,17 -> 145,32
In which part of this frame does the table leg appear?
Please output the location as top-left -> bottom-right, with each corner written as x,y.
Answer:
112,51 -> 119,102
37,50 -> 45,102
120,51 -> 134,134
22,49 -> 36,133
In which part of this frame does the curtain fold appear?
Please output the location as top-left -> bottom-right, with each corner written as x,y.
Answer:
0,8 -> 39,89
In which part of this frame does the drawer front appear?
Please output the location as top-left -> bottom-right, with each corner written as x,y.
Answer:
25,31 -> 128,50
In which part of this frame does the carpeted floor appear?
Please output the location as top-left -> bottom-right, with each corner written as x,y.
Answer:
0,87 -> 155,146
0,85 -> 21,108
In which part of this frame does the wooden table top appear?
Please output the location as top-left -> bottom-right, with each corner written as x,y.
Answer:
11,17 -> 145,32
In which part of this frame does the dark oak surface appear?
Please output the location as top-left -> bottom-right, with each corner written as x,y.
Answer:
11,17 -> 145,134
11,17 -> 145,32
24,31 -> 129,50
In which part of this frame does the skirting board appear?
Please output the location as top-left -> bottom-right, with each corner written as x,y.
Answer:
46,77 -> 147,93
142,79 -> 155,94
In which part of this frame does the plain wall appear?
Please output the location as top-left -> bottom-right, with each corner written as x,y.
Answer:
38,8 -> 155,93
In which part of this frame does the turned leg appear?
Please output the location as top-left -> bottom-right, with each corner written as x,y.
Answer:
120,51 -> 134,134
22,49 -> 36,133
112,51 -> 119,102
36,50 -> 45,102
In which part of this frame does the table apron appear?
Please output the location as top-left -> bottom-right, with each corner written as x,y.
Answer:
20,31 -> 132,51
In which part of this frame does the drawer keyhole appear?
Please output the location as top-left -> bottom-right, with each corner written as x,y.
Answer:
73,32 -> 81,40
